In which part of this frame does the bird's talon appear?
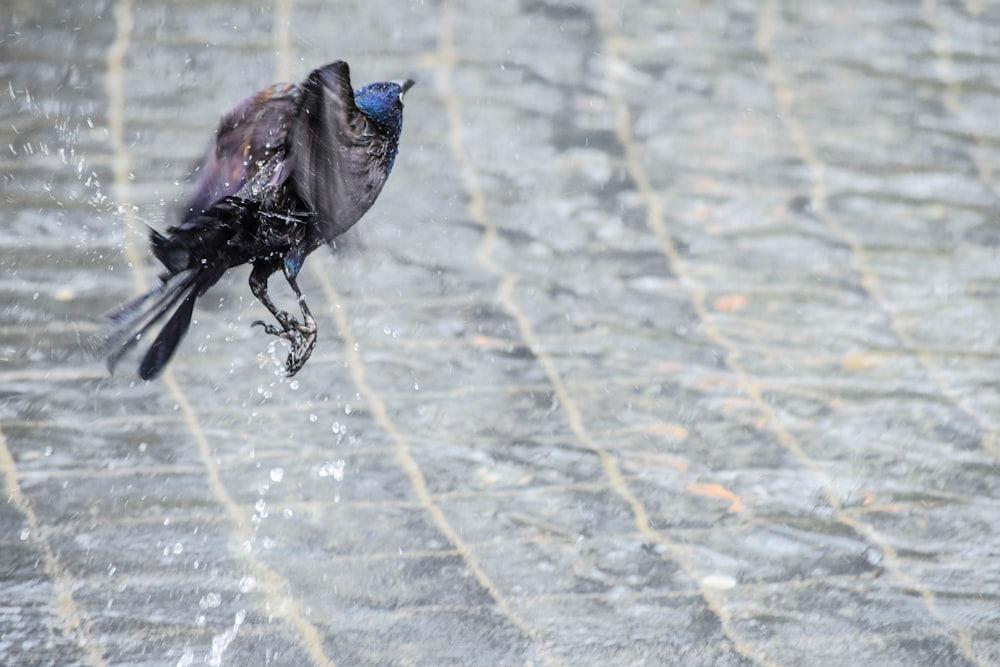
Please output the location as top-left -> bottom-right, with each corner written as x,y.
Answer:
251,319 -> 283,337
251,317 -> 306,348
284,330 -> 318,376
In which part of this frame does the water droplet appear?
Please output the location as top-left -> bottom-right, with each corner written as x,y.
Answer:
344,404 -> 352,415
309,413 -> 318,422
19,528 -> 30,541
701,574 -> 737,590
239,575 -> 256,593
282,508 -> 294,519
318,459 -> 346,481
44,446 -> 53,457
270,467 -> 284,482
172,542 -> 184,554
289,380 -> 299,390
200,592 -> 222,609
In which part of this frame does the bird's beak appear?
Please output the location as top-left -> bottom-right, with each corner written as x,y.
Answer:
396,79 -> 415,100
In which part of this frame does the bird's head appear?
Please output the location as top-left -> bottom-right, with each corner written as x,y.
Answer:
354,79 -> 415,133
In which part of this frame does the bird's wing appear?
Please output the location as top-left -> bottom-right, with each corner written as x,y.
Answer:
178,82 -> 302,227
290,61 -> 387,241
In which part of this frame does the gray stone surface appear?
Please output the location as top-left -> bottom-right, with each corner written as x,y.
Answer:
2,0 -> 999,665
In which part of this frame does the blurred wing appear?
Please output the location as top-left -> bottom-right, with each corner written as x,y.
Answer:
179,83 -> 301,226
290,61 -> 386,241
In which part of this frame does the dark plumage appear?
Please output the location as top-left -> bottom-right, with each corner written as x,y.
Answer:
102,61 -> 413,379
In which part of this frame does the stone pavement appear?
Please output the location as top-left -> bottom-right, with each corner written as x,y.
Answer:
1,0 -> 999,665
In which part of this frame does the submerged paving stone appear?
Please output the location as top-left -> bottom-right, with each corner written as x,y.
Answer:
2,0 -> 999,665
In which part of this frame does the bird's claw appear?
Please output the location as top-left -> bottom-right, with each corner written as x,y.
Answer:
252,315 -> 317,376
252,318 -> 297,340
284,328 -> 317,376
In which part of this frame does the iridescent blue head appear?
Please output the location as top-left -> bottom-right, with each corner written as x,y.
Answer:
354,79 -> 413,132
353,79 -> 413,174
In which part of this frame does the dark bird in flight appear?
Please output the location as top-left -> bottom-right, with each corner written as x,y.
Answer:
102,61 -> 413,379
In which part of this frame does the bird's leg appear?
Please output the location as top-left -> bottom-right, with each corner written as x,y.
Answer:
249,262 -> 298,341
281,269 -> 317,376
248,258 -> 317,376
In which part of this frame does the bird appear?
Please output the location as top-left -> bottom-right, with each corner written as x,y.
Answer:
101,61 -> 414,380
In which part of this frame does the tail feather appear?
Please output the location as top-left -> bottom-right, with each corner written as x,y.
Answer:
138,289 -> 198,380
103,286 -> 160,325
102,269 -> 200,376
149,226 -> 192,274
103,212 -> 241,379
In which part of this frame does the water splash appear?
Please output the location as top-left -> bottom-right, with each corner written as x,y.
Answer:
318,459 -> 346,481
5,80 -> 146,247
207,609 -> 246,667
238,575 -> 256,594
198,592 -> 222,610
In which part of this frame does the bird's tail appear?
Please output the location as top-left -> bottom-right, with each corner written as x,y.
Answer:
101,267 -> 207,380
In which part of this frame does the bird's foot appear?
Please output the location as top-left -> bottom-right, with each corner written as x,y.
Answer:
252,308 -> 295,336
252,313 -> 317,376
283,326 -> 317,376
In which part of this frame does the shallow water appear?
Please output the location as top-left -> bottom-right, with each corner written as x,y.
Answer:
2,1 -> 999,665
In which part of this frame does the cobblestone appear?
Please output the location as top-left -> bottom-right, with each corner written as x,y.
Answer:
2,1 -> 999,665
